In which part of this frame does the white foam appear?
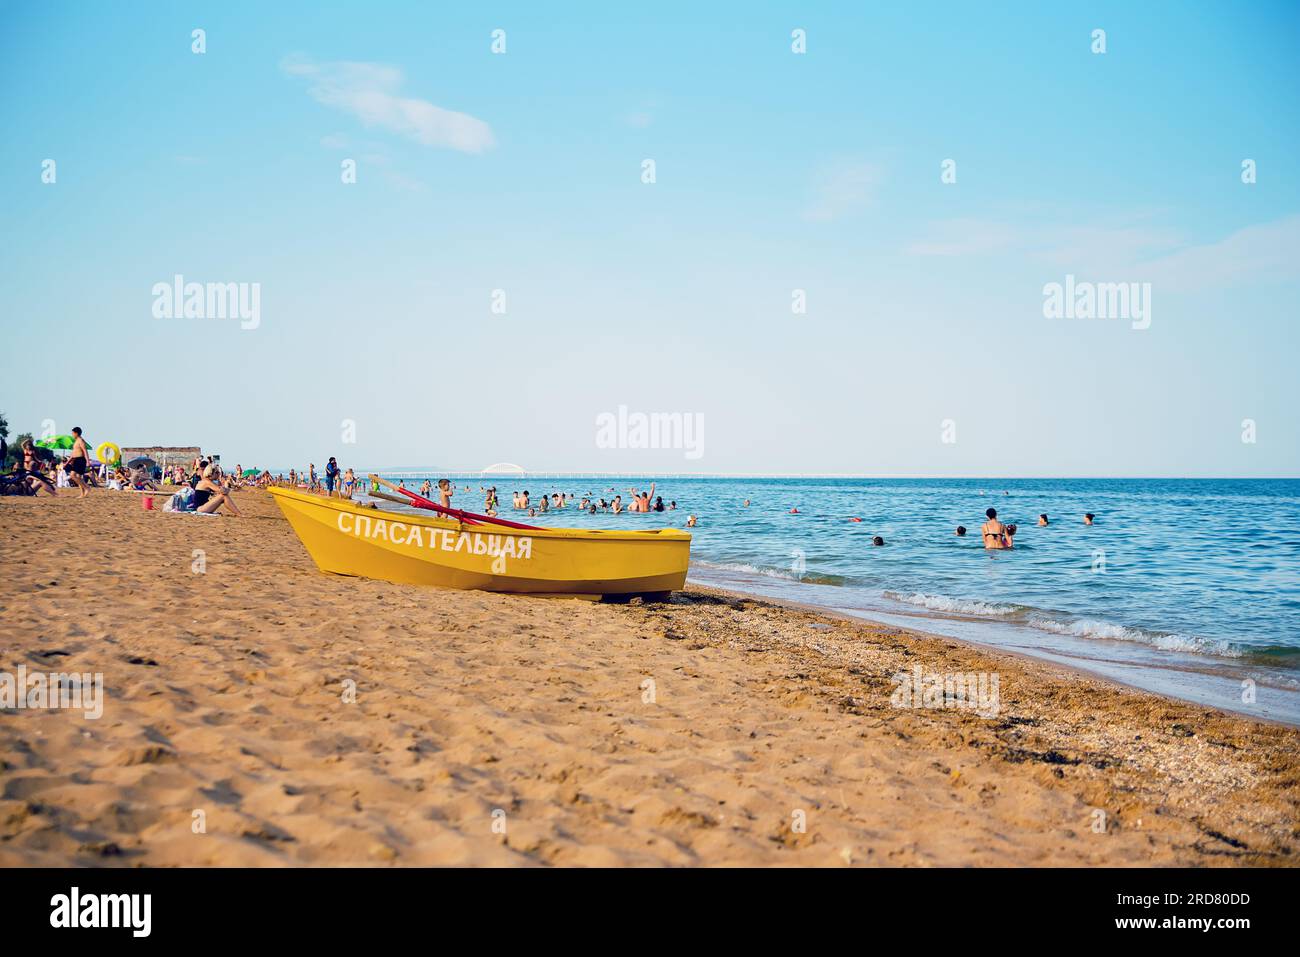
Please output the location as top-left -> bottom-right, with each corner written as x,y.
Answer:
885,591 -> 1018,617
695,560 -> 802,582
1029,616 -> 1243,658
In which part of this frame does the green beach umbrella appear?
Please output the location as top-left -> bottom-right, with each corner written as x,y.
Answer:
35,435 -> 77,450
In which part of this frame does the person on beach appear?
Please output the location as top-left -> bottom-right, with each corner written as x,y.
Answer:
17,440 -> 55,496
193,464 -> 241,516
64,427 -> 91,498
437,478 -> 453,509
324,457 -> 340,496
982,508 -> 1011,550
1084,513 -> 1094,525
1038,513 -> 1049,526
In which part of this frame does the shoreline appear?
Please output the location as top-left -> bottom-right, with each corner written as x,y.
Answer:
687,565 -> 1300,728
2,489 -> 1297,866
686,579 -> 1300,731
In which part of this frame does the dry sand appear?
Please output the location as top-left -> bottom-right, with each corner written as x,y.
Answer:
1,488 -> 1297,866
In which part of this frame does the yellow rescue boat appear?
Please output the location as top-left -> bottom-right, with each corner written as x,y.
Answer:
268,486 -> 691,599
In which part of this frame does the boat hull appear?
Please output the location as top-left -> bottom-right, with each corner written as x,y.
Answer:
268,487 -> 690,598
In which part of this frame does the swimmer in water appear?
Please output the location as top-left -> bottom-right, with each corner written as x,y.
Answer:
686,514 -> 697,527
872,536 -> 885,546
1084,513 -> 1094,525
1037,513 -> 1049,526
982,507 -> 1011,550
955,525 -> 966,536
438,478 -> 453,509
743,499 -> 750,507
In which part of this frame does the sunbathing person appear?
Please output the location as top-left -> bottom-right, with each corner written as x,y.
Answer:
130,466 -> 159,490
20,440 -> 57,496
194,465 -> 241,515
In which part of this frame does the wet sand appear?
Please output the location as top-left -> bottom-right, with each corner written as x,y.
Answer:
1,488 -> 1296,866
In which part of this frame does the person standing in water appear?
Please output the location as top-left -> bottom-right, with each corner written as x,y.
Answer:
982,508 -> 1011,550
437,478 -> 454,509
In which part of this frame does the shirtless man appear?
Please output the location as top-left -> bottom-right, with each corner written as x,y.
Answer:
632,483 -> 655,513
981,507 -> 1011,550
437,478 -> 454,509
65,427 -> 91,498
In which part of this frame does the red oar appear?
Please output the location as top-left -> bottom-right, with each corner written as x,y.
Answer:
369,475 -> 541,530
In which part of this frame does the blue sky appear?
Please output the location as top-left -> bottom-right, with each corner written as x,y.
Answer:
2,1 -> 1298,475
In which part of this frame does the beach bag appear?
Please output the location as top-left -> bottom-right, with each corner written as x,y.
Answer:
164,487 -> 195,512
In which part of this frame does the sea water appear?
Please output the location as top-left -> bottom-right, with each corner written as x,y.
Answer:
371,476 -> 1300,724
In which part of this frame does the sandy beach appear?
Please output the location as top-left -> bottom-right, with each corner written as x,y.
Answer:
2,488 -> 1297,867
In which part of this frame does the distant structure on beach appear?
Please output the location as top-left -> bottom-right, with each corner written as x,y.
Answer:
121,445 -> 201,469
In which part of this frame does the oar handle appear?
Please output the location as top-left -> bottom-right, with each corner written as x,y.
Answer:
368,474 -> 540,530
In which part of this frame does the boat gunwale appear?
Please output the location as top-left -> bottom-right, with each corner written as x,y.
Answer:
268,486 -> 693,544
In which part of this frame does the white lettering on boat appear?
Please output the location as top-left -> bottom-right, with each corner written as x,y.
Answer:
337,511 -> 531,571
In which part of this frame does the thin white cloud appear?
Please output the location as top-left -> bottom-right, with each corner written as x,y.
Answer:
904,218 -> 1018,256
319,132 -> 351,150
803,162 -> 880,222
903,213 -> 1300,290
282,54 -> 495,154
1142,215 -> 1300,290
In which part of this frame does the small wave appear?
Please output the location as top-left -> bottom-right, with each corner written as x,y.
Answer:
1028,616 -> 1244,658
885,591 -> 1019,617
693,560 -> 845,586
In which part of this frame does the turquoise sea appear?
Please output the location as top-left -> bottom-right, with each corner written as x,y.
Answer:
370,476 -> 1300,724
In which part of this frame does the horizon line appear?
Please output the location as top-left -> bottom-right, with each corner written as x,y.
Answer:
320,468 -> 1300,481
